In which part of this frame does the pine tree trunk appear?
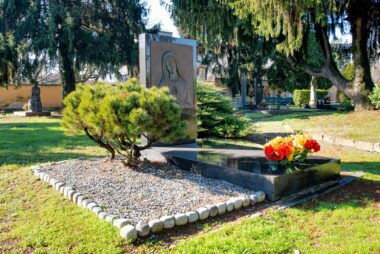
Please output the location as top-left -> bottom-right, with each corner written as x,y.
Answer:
59,44 -> 76,98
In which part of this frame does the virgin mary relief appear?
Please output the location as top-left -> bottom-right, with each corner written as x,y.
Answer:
158,51 -> 193,108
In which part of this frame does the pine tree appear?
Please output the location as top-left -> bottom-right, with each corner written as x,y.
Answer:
0,0 -> 146,97
165,0 -> 276,95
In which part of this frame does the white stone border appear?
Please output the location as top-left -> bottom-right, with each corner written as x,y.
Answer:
31,164 -> 266,243
283,124 -> 380,153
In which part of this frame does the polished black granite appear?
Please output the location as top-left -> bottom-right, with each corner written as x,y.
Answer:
154,141 -> 341,201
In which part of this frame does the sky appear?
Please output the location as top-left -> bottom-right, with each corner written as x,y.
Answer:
145,0 -> 180,37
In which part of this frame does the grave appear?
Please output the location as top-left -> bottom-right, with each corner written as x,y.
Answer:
13,83 -> 51,117
153,142 -> 341,201
139,33 -> 341,202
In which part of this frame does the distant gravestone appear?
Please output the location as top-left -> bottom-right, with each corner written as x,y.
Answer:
28,84 -> 43,112
309,76 -> 317,108
13,82 -> 51,116
139,33 -> 197,141
254,77 -> 263,106
241,78 -> 247,107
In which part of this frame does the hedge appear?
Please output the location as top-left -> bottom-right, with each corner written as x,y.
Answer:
293,89 -> 329,107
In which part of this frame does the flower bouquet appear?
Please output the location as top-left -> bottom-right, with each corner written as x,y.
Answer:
263,134 -> 320,172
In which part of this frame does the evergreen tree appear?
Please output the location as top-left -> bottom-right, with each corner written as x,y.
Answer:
233,0 -> 380,110
197,82 -> 250,138
165,0 -> 332,95
0,0 -> 146,97
165,0 -> 276,96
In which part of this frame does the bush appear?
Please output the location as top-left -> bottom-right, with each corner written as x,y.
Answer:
62,78 -> 186,164
316,89 -> 328,99
337,100 -> 354,112
293,89 -> 310,107
293,89 -> 329,107
369,82 -> 380,109
197,82 -> 251,138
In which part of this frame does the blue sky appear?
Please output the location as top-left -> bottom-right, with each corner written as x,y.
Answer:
145,0 -> 180,37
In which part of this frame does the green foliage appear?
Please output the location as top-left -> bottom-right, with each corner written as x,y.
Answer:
167,0 -> 276,96
316,89 -> 329,99
197,82 -> 251,138
342,63 -> 355,81
0,1 -> 145,95
293,89 -> 329,107
293,90 -> 310,107
339,92 -> 351,103
62,78 -> 186,163
369,82 -> 380,109
337,101 -> 354,112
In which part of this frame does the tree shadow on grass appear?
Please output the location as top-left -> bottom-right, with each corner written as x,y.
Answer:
296,178 -> 380,212
246,110 -> 337,123
130,176 -> 379,249
0,121 -> 102,167
342,162 -> 380,176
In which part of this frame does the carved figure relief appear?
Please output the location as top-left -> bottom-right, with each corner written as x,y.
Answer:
158,51 -> 193,108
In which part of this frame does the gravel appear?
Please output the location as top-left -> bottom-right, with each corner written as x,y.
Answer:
41,158 -> 255,225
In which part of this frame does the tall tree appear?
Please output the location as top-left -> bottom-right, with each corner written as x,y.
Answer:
233,0 -> 380,110
0,0 -> 146,97
45,0 -> 146,97
0,0 -> 44,86
165,0 -> 276,96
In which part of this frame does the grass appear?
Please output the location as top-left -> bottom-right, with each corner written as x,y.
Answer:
246,110 -> 380,142
0,116 -> 126,253
1,114 -> 379,253
173,123 -> 380,254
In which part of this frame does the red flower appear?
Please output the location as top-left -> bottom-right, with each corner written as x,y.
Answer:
264,142 -> 294,161
264,145 -> 282,161
278,142 -> 293,158
304,139 -> 320,152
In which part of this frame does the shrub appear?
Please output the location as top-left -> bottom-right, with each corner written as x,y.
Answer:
293,89 -> 329,107
316,89 -> 328,99
62,78 -> 186,164
337,100 -> 354,112
369,82 -> 380,109
293,89 -> 309,107
62,83 -> 116,159
197,82 -> 251,138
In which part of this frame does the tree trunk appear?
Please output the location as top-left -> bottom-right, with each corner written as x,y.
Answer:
84,128 -> 115,160
58,44 -> 76,98
293,19 -> 374,111
349,15 -> 374,111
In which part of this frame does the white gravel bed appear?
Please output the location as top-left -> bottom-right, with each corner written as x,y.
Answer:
40,158 -> 256,224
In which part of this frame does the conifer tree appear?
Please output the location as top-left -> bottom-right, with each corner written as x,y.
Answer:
0,0 -> 146,97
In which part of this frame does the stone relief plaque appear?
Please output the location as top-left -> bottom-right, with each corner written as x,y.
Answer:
139,33 -> 197,142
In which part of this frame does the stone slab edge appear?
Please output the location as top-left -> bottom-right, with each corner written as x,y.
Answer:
283,124 -> 379,153
30,165 -> 266,243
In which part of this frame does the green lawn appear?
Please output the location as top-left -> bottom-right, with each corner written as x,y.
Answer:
247,110 -> 380,142
1,115 -> 379,253
173,145 -> 380,253
0,116 -> 126,253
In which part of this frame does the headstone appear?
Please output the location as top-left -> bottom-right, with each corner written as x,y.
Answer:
309,76 -> 317,108
198,64 -> 207,81
139,33 -> 197,142
241,78 -> 247,107
254,76 -> 263,106
28,84 -> 42,112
